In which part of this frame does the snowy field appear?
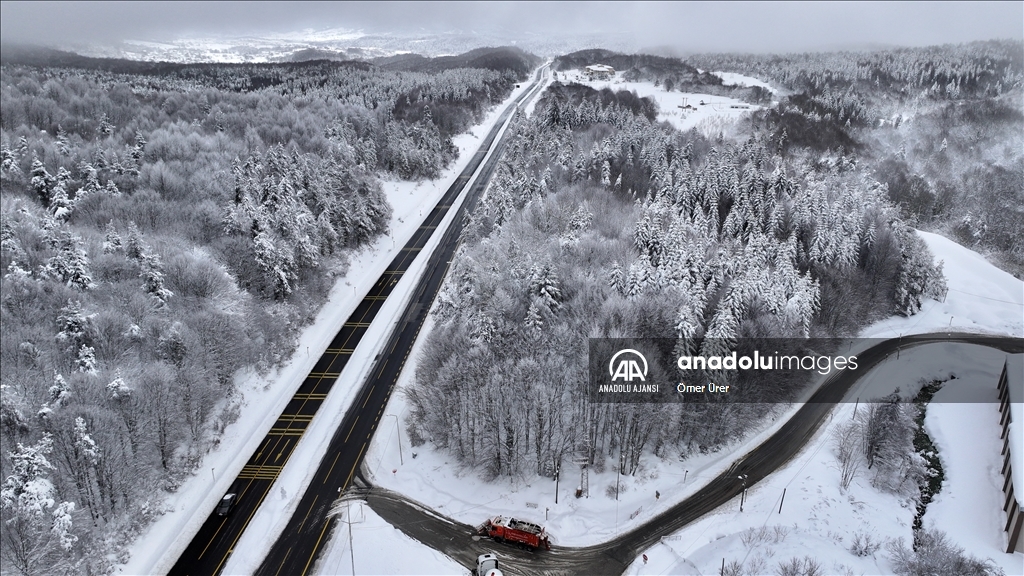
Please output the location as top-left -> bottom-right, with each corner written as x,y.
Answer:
311,501 -> 466,576
925,382 -> 1023,576
356,229 -> 1023,572
559,69 -> 768,135
863,230 -> 1024,339
626,345 -> 1022,575
623,402 -> 907,576
119,75 -> 541,576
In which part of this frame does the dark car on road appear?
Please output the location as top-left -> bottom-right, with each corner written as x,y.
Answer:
215,492 -> 237,516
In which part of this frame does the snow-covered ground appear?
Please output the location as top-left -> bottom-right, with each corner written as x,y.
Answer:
925,379 -> 1023,575
622,402 -> 905,576
311,500 -> 466,576
863,230 -> 1024,339
560,70 -> 765,136
118,76 -> 539,576
625,344 -> 1021,575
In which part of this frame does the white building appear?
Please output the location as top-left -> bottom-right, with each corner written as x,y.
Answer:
584,64 -> 615,80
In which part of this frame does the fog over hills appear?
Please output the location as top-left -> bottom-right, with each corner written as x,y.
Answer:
2,1 -> 1020,63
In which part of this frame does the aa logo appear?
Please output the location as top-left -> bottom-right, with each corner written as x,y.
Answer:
609,349 -> 648,382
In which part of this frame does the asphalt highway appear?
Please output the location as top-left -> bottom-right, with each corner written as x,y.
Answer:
167,67 -> 548,576
361,333 -> 1023,575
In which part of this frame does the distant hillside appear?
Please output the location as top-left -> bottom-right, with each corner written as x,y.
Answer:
374,46 -> 541,79
282,47 -> 370,62
554,48 -> 723,86
1,44 -> 539,82
0,44 -> 372,75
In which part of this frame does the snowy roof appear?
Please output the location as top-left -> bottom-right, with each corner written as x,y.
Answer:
494,516 -> 544,534
1007,354 -> 1023,506
585,64 -> 615,73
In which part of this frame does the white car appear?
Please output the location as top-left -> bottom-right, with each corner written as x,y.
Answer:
474,553 -> 502,576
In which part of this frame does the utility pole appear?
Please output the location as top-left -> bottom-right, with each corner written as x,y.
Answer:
616,446 -> 622,501
554,461 -> 560,504
738,474 -> 748,512
386,414 -> 403,465
347,501 -> 355,576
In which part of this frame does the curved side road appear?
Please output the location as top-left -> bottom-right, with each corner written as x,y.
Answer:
361,333 -> 1023,575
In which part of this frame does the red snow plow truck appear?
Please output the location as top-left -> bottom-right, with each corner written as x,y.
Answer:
479,515 -> 551,550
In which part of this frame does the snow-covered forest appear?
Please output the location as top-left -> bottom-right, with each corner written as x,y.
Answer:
407,54 -> 969,481
555,49 -> 775,104
0,49 -> 533,573
688,40 -> 1024,276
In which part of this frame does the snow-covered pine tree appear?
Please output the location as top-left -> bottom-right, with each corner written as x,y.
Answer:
102,221 -> 122,254
0,432 -> 77,573
44,230 -> 94,290
140,252 -> 173,306
524,301 -> 543,333
0,139 -> 21,177
123,221 -> 146,262
30,157 -> 54,208
55,300 -> 92,360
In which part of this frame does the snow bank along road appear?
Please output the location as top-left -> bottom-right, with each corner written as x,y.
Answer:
360,333 -> 1023,576
167,67 -> 549,576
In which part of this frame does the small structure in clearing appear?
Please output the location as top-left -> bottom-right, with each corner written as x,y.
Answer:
584,64 -> 615,80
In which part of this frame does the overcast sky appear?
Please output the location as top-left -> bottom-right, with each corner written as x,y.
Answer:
1,1 -> 1021,53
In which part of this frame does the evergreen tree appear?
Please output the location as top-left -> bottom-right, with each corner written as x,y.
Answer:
102,221 -> 122,254
30,157 -> 54,208
44,231 -> 94,290
140,252 -> 174,306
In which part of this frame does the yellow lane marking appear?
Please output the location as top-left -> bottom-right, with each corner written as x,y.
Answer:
238,464 -> 285,479
307,372 -> 340,379
275,439 -> 292,462
292,393 -> 328,400
343,443 -> 368,489
323,348 -> 354,354
297,495 -> 319,533
268,428 -> 305,437
324,452 -> 342,483
344,416 -> 360,443
197,517 -> 227,560
277,414 -> 314,423
273,547 -> 293,576
301,520 -> 332,576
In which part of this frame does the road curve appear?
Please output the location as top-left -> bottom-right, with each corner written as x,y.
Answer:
360,333 -> 1023,575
